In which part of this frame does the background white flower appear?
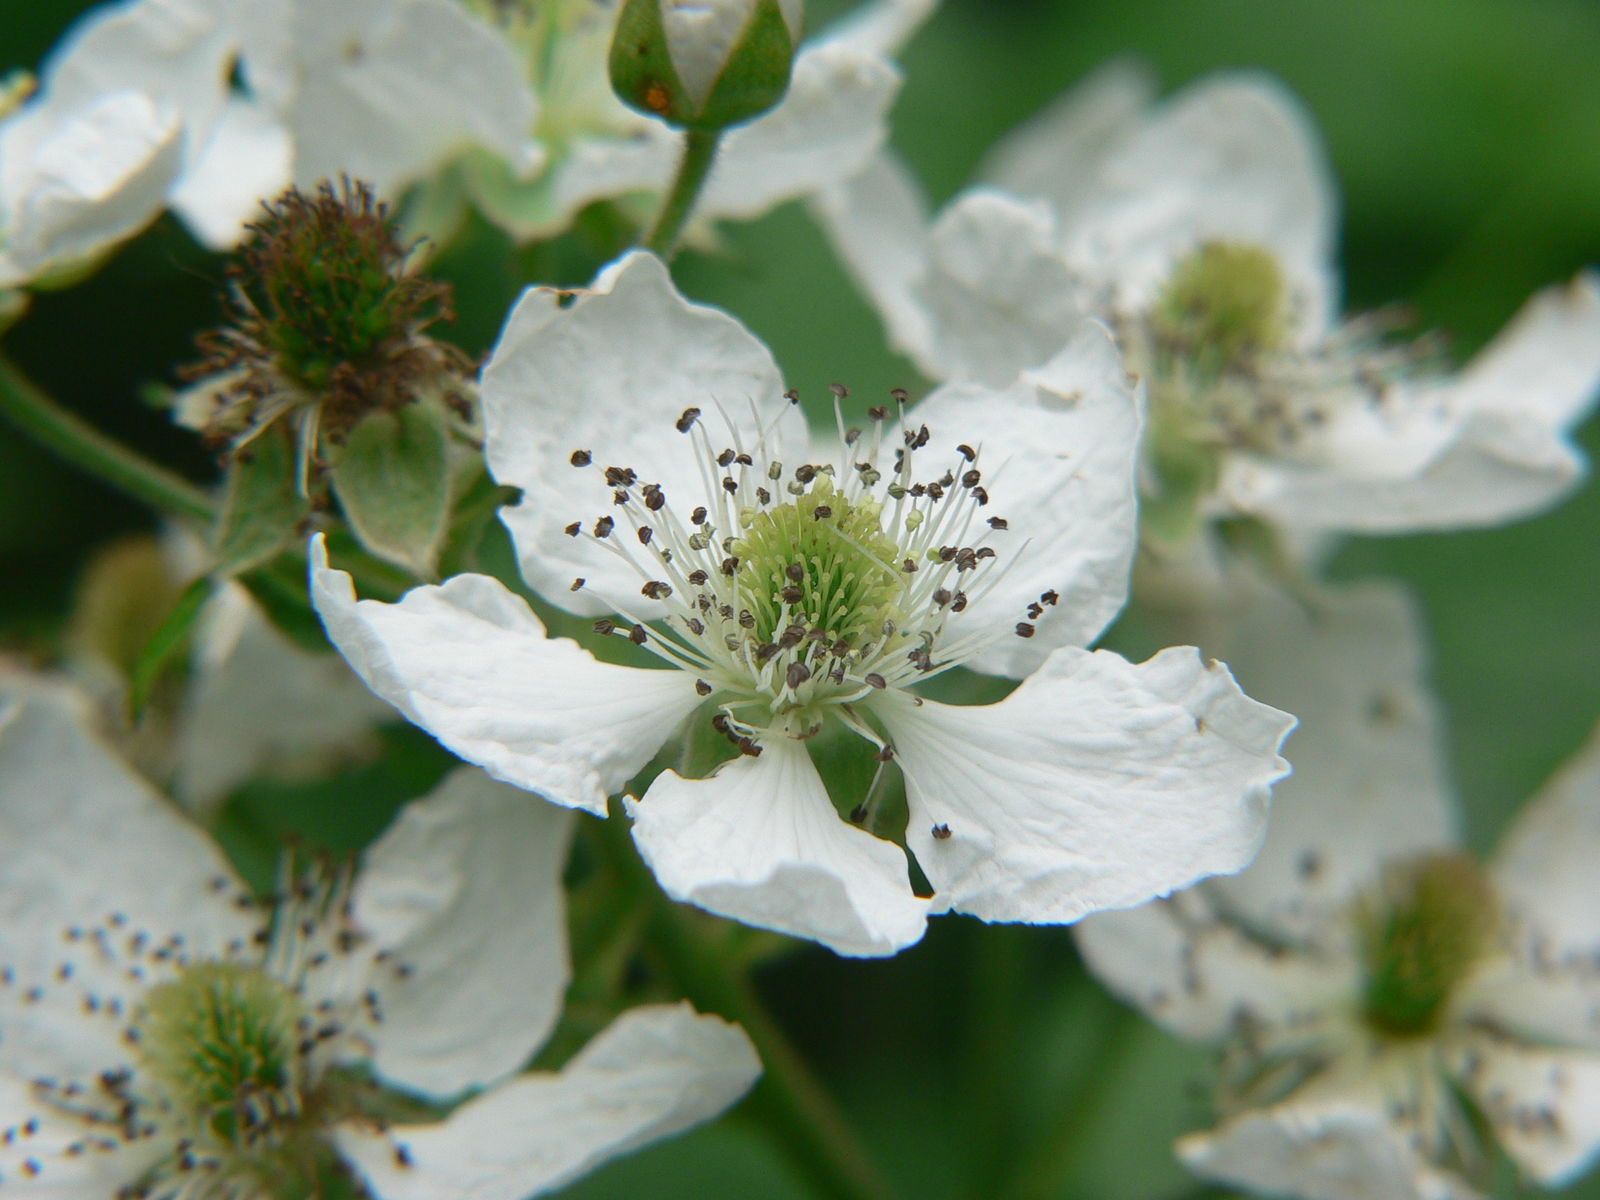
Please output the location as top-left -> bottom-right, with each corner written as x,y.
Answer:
1075,566 -> 1600,1200
0,686 -> 760,1198
310,249 -> 1292,959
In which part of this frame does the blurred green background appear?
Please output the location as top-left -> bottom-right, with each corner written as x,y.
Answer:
3,1 -> 1598,1198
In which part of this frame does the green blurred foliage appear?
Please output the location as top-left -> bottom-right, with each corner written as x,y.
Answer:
3,1 -> 1598,1198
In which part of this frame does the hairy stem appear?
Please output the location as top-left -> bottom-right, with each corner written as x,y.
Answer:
643,128 -> 723,260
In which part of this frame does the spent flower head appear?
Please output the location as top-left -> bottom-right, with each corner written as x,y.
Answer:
311,250 -> 1293,958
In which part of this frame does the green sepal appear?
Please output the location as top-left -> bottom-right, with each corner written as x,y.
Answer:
610,0 -> 695,125
1140,431 -> 1219,548
128,575 -> 212,719
213,422 -> 309,575
693,0 -> 796,131
328,399 -> 451,579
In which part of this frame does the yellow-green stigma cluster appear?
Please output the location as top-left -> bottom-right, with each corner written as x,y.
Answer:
1357,853 -> 1500,1039
139,962 -> 306,1147
567,391 -> 1035,747
1154,241 -> 1289,366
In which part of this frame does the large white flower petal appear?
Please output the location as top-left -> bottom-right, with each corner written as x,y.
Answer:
627,737 -> 930,957
1492,720 -> 1600,965
1177,1074 -> 1466,1200
310,536 -> 702,816
811,151 -> 939,372
875,645 -> 1292,925
172,581 -> 390,814
1178,572 -> 1460,940
1063,71 -> 1339,341
354,767 -> 576,1100
699,42 -> 899,219
1456,1037 -> 1600,1187
977,58 -> 1158,229
168,96 -> 292,249
0,91 -> 182,287
335,1003 -> 760,1200
283,0 -> 536,196
0,689 -> 252,1083
482,251 -> 798,616
910,326 -> 1143,674
912,189 -> 1090,386
1075,890 -> 1355,1041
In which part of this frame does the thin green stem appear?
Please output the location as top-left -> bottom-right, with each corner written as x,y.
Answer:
643,128 -> 723,260
591,814 -> 899,1200
0,352 -> 214,521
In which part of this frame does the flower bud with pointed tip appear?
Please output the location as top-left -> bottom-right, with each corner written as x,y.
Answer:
610,0 -> 802,131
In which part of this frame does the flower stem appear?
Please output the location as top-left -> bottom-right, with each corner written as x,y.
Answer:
593,813 -> 900,1200
0,352 -> 213,521
643,128 -> 722,260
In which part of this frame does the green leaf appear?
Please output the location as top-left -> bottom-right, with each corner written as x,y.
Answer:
128,575 -> 211,718
213,422 -> 308,575
329,400 -> 451,578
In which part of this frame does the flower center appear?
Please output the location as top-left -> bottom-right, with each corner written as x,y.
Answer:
1154,241 -> 1289,366
138,961 -> 308,1147
1356,852 -> 1499,1039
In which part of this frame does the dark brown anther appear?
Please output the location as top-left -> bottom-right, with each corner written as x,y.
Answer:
889,387 -> 909,404
716,448 -> 736,468
865,673 -> 887,689
735,452 -> 753,466
849,804 -> 869,824
738,609 -> 756,628
570,577 -> 585,591
957,444 -> 976,462
955,548 -> 978,572
676,407 -> 702,432
564,521 -> 582,537
829,383 -> 850,399
962,469 -> 982,488
868,405 -> 889,421
641,580 -> 672,599
613,490 -> 629,505
786,562 -> 805,582
933,587 -> 954,607
1028,603 -> 1043,619
971,486 -> 989,505
902,558 -> 918,573
988,516 -> 1008,530
951,592 -> 968,612
686,617 -> 706,635
795,464 -> 817,484
737,737 -> 763,757
642,484 -> 665,511
938,546 -> 956,562
756,487 -> 771,504
570,449 -> 592,466
593,619 -> 617,636
722,476 -> 738,494
845,427 -> 861,445
1015,622 -> 1035,638
754,642 -> 779,661
637,526 -> 653,545
1041,589 -> 1059,606
629,625 -> 648,645
691,506 -> 708,525
931,823 -> 952,840
687,569 -> 708,585
830,639 -> 850,657
604,465 -> 636,488
927,483 -> 944,501
786,663 -> 812,689
594,515 -> 614,538
976,547 -> 996,560
711,713 -> 732,734
812,505 -> 833,521
695,679 -> 713,696
780,584 -> 804,604
876,745 -> 895,762
784,388 -> 801,405
778,625 -> 806,649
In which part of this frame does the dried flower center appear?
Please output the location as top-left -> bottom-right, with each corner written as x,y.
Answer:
138,961 -> 306,1146
1357,852 -> 1499,1039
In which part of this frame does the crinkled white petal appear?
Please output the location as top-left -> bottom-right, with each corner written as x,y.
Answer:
310,535 -> 702,816
1062,71 -> 1339,342
1458,958 -> 1600,1054
1181,571 -> 1459,940
912,189 -> 1090,386
698,41 -> 898,219
977,57 -> 1158,229
0,90 -> 182,287
0,689 -> 253,1083
910,326 -> 1142,674
280,0 -> 536,196
482,251 -> 798,616
810,151 -> 938,372
172,581 -> 390,814
1492,719 -> 1600,966
41,0 -> 235,161
1221,274 -> 1600,533
354,767 -> 576,1099
1454,1035 -> 1600,1187
1075,890 -> 1356,1041
874,645 -> 1292,925
627,737 -> 929,957
168,96 -> 291,249
0,1069 -> 160,1197
335,1003 -> 760,1200
1177,1075 -> 1468,1200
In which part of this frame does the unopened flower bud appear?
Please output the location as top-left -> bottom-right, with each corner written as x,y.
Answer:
610,0 -> 802,131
